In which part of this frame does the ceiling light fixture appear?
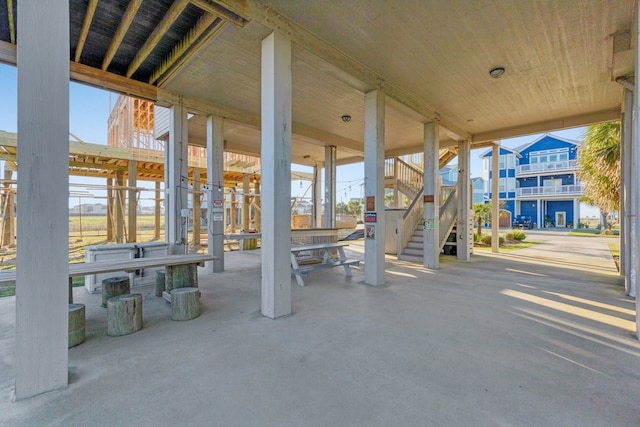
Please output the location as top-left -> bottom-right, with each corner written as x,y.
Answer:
341,114 -> 351,123
489,66 -> 506,79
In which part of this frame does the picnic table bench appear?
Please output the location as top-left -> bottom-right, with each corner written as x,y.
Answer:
290,242 -> 359,286
0,254 -> 217,302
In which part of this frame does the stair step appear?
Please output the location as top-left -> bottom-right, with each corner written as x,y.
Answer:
403,247 -> 423,256
397,253 -> 423,263
409,236 -> 424,244
413,229 -> 424,237
407,241 -> 422,249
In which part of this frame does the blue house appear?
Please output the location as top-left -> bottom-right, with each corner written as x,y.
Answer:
480,147 -> 518,226
481,134 -> 583,228
439,164 -> 485,204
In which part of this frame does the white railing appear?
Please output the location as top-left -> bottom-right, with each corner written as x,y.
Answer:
438,186 -> 458,248
515,184 -> 583,197
516,159 -> 577,175
397,187 -> 424,255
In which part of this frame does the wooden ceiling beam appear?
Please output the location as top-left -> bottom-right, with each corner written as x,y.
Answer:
189,0 -> 246,27
101,0 -> 144,70
126,0 -> 190,78
70,61 -> 158,101
149,13 -> 219,84
74,0 -> 98,62
7,0 -> 15,44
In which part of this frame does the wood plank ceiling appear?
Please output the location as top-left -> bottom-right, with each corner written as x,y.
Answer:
0,1 -> 636,166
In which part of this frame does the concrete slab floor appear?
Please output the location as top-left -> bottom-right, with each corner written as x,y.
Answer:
1,231 -> 639,426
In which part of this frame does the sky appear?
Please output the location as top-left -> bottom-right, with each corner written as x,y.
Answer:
0,63 -> 589,210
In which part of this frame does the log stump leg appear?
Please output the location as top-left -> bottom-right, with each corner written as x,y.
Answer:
68,303 -> 85,348
155,269 -> 166,297
107,293 -> 143,336
166,264 -> 198,290
171,287 -> 201,321
102,276 -> 130,308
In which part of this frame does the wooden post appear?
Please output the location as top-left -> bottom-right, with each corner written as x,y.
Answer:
193,168 -> 201,246
101,276 -> 130,308
166,264 -> 198,289
127,160 -> 137,242
154,181 -> 161,240
107,177 -> 114,241
1,169 -> 15,248
115,170 -> 125,243
107,294 -> 143,336
242,173 -> 250,230
171,287 -> 201,321
155,269 -> 166,297
68,304 -> 86,348
231,187 -> 237,232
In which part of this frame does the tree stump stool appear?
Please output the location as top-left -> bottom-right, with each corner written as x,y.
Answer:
166,264 -> 198,291
101,276 -> 130,308
155,269 -> 166,297
171,287 -> 201,321
107,293 -> 143,336
68,303 -> 85,348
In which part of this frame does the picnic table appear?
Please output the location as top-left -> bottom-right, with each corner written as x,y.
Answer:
290,242 -> 359,286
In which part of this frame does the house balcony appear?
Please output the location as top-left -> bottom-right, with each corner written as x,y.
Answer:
516,160 -> 577,176
515,184 -> 584,198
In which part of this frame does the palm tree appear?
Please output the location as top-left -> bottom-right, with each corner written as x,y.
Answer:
577,122 -> 620,227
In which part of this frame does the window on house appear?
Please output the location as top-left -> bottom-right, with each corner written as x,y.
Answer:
507,178 -> 516,192
499,155 -> 505,169
544,179 -> 562,187
507,154 -> 515,168
499,178 -> 506,192
483,158 -> 489,172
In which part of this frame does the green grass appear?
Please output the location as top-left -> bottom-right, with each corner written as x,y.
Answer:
569,229 -> 620,237
474,240 -> 540,252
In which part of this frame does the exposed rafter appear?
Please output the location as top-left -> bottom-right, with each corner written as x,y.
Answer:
6,0 -> 15,44
156,19 -> 228,87
101,0 -> 144,70
74,0 -> 98,62
189,0 -> 247,27
149,14 -> 221,84
126,0 -> 190,78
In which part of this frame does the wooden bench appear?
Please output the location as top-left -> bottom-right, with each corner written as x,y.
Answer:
0,254 -> 218,302
224,233 -> 261,251
290,242 -> 359,286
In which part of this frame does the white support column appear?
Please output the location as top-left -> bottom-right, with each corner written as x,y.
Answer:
536,199 -> 541,229
167,104 -> 189,254
324,146 -> 337,228
457,140 -> 471,260
491,144 -> 499,253
15,0 -> 69,399
633,5 -> 640,336
207,115 -> 225,272
364,90 -> 386,284
423,122 -> 440,269
312,161 -> 322,228
261,31 -> 292,318
622,88 -> 634,293
573,198 -> 580,230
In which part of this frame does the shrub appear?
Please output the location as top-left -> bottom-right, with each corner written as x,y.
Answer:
473,232 -> 481,242
504,232 -> 514,241
480,235 -> 505,246
512,231 -> 526,241
602,229 -> 620,236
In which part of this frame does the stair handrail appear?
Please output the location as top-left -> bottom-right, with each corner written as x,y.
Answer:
438,185 -> 458,248
397,185 -> 425,255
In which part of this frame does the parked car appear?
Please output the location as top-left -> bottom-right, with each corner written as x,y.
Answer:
513,215 -> 534,229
